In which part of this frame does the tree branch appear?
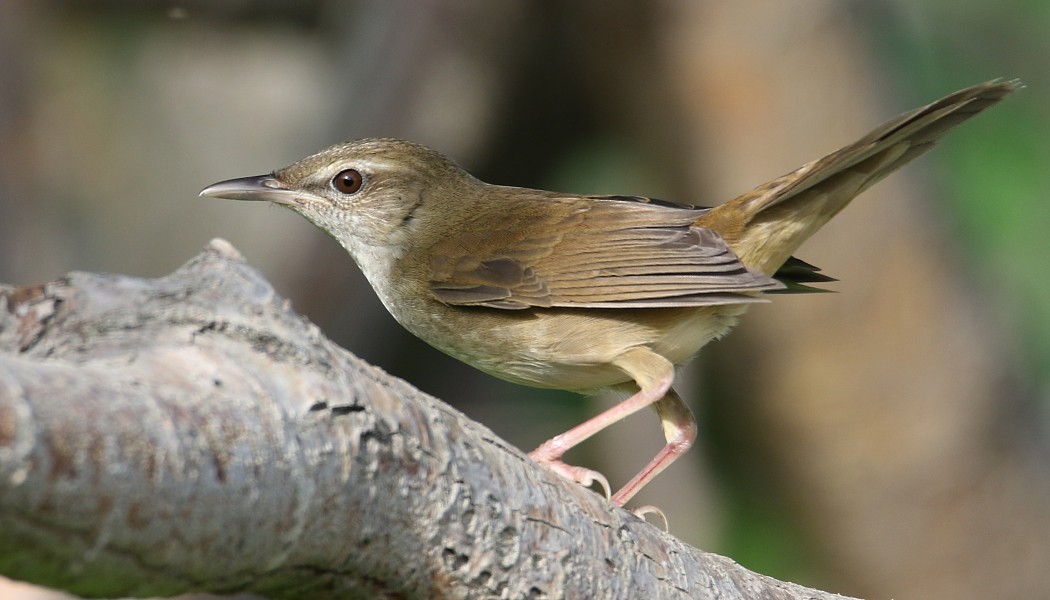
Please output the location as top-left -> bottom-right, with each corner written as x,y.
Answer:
0,239 -> 856,600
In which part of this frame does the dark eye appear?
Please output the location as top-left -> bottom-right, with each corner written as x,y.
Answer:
332,169 -> 363,194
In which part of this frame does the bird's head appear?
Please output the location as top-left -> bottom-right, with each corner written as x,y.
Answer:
200,138 -> 476,256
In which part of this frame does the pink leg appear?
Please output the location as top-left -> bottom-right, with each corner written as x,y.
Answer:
528,347 -> 676,502
610,389 -> 696,506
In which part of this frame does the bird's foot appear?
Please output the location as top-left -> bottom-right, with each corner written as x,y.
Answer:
528,454 -> 611,501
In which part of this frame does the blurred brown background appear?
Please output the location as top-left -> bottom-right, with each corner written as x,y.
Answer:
1,1 -> 1048,599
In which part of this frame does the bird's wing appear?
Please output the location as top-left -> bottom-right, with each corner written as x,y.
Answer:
427,194 -> 783,310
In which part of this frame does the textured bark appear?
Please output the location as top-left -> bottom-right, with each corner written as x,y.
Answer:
0,240 -> 856,600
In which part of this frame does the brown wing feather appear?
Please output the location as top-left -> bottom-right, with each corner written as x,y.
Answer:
428,195 -> 783,309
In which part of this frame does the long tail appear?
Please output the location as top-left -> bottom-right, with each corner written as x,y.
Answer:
697,79 -> 1020,276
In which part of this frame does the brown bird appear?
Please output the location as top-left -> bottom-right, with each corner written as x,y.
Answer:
201,80 -> 1017,509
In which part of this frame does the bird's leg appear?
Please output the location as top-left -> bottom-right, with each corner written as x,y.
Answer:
528,347 -> 675,504
610,388 -> 696,507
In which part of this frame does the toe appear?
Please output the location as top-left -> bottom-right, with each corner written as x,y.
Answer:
532,457 -> 611,500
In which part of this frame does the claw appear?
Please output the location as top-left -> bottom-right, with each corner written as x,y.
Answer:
631,505 -> 669,530
530,456 -> 612,500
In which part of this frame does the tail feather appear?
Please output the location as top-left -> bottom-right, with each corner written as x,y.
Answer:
698,79 -> 1020,275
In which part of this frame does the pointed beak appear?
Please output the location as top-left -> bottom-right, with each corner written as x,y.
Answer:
199,174 -> 301,206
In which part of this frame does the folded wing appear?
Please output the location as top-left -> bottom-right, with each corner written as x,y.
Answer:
428,195 -> 784,310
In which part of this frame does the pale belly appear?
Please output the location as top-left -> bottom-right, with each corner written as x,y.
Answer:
397,303 -> 752,392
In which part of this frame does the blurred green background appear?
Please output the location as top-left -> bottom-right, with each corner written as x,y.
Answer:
1,1 -> 1047,599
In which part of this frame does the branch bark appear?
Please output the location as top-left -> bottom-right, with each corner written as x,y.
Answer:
0,239 -> 857,600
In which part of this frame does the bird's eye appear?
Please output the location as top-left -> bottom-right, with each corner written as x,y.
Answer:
332,169 -> 363,194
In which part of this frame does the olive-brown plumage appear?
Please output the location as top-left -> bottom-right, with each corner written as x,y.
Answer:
202,80 -> 1017,508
